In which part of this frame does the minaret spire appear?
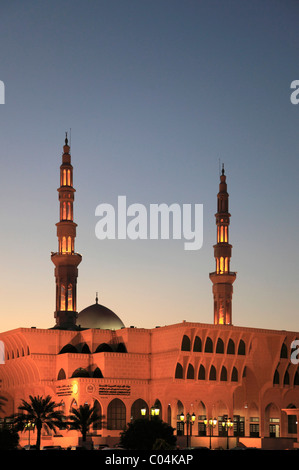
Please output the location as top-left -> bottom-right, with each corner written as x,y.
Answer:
51,136 -> 82,329
209,167 -> 236,325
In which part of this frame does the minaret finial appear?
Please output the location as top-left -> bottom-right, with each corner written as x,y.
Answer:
95,292 -> 98,304
222,163 -> 225,175
65,132 -> 68,145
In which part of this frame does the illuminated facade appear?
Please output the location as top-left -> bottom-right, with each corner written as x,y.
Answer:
0,139 -> 299,450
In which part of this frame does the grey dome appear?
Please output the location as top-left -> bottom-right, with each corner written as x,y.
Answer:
77,297 -> 125,330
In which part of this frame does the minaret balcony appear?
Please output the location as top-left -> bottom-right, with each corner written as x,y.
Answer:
51,251 -> 82,267
209,271 -> 236,284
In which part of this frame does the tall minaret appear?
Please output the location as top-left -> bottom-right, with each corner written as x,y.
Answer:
209,166 -> 236,325
51,134 -> 82,329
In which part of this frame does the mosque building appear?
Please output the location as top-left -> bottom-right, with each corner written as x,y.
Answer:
0,137 -> 299,450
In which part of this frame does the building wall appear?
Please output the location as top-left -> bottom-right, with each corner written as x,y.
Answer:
0,322 -> 299,448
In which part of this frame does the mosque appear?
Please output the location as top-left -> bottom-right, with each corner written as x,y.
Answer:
0,137 -> 299,450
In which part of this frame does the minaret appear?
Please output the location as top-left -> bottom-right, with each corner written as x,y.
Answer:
51,134 -> 82,329
209,166 -> 236,325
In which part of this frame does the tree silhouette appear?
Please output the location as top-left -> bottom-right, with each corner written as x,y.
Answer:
120,418 -> 176,450
67,403 -> 102,443
11,395 -> 65,450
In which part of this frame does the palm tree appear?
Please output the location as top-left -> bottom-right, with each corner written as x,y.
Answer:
67,403 -> 102,444
12,395 -> 65,450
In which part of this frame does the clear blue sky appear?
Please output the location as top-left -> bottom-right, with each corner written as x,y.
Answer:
0,0 -> 298,332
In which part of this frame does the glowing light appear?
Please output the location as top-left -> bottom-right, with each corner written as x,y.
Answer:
72,382 -> 78,394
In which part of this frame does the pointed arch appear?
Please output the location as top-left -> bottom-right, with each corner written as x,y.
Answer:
57,368 -> 66,380
209,365 -> 216,381
187,364 -> 194,379
220,366 -> 227,381
107,398 -> 126,430
193,336 -> 202,352
273,368 -> 279,385
204,337 -> 213,353
131,399 -> 149,420
95,343 -> 113,353
280,343 -> 288,359
71,368 -> 90,378
59,344 -> 78,354
216,338 -> 224,353
198,365 -> 205,380
231,367 -> 238,382
175,363 -> 183,379
181,335 -> 191,351
93,367 -> 103,378
227,339 -> 235,354
237,339 -> 246,355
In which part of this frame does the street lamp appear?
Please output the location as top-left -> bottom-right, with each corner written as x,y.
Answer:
203,418 -> 217,449
150,405 -> 160,419
179,412 -> 196,448
222,417 -> 234,449
24,420 -> 35,449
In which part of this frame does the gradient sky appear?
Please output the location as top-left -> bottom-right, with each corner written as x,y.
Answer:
0,0 -> 298,333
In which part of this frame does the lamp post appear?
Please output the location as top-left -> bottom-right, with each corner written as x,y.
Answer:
25,420 -> 35,449
179,412 -> 195,448
222,417 -> 234,449
203,418 -> 217,449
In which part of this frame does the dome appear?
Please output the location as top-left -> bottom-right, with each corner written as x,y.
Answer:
77,296 -> 125,330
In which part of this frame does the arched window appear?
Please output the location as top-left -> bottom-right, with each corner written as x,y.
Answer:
193,336 -> 202,352
80,343 -> 91,354
198,365 -> 205,380
204,337 -> 213,353
280,343 -> 288,359
71,368 -> 90,378
67,202 -> 72,220
107,399 -> 126,430
95,343 -> 113,353
67,284 -> 73,311
67,236 -> 72,253
231,367 -> 238,382
227,339 -> 235,354
93,367 -> 103,378
67,169 -> 71,186
61,236 -> 67,253
237,340 -> 246,355
93,400 -> 102,430
62,202 -> 67,220
62,169 -> 67,186
57,368 -> 66,380
294,370 -> 299,386
131,399 -> 148,421
59,344 -> 77,354
181,335 -> 191,351
60,285 -> 66,310
216,338 -> 224,354
273,369 -> 279,385
284,370 -> 290,386
209,365 -> 216,381
116,343 -> 127,353
175,363 -> 183,379
187,364 -> 194,379
220,366 -> 227,381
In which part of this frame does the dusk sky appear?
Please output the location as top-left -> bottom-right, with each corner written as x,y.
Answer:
0,0 -> 298,333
